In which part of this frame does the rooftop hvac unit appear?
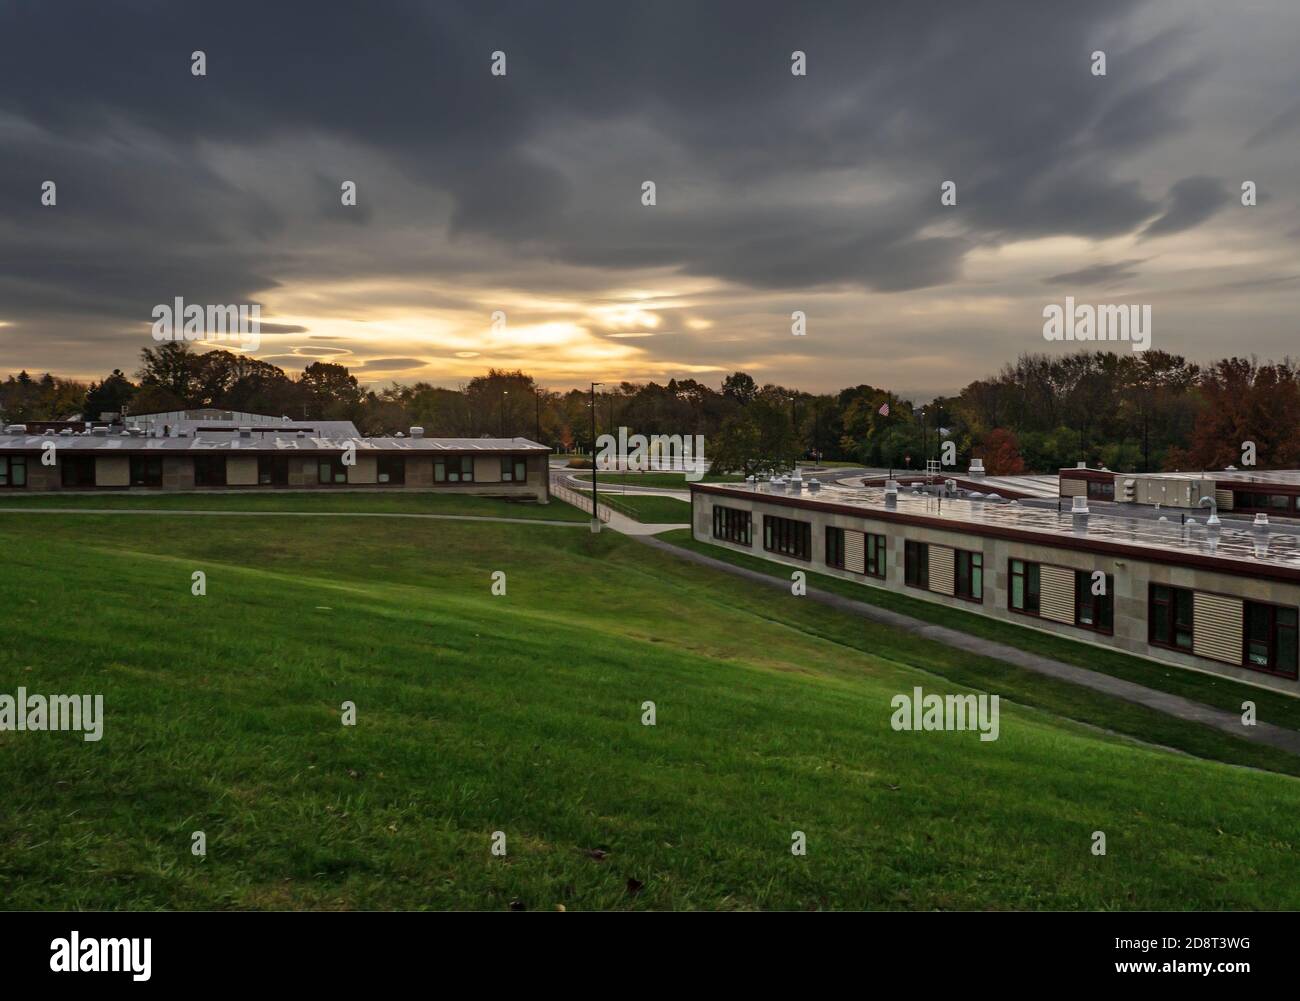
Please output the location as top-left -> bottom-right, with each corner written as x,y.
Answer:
1122,478 -> 1135,501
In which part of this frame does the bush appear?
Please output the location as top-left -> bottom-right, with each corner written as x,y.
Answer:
566,457 -> 593,469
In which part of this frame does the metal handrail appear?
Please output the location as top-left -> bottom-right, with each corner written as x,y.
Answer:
549,473 -> 612,522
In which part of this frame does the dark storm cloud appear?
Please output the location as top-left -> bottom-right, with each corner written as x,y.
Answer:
1044,259 -> 1147,286
0,0 -> 1259,377
1140,176 -> 1230,238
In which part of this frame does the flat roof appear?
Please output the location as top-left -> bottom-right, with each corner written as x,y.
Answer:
0,433 -> 549,454
694,480 -> 1300,584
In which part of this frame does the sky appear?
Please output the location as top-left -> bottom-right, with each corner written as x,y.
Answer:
1,0 -> 1298,399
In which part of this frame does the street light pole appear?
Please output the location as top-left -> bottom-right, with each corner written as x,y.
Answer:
590,382 -> 603,531
500,390 -> 508,437
535,388 -> 541,444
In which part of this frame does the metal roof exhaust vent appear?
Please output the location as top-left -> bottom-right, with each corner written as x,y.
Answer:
789,472 -> 804,492
968,458 -> 986,479
1076,461 -> 1087,468
1254,513 -> 1270,528
409,427 -> 424,438
1070,495 -> 1090,516
1198,495 -> 1221,527
884,481 -> 898,509
807,478 -> 821,493
239,427 -> 252,438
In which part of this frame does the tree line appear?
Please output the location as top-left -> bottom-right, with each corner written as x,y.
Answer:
1,342 -> 1296,474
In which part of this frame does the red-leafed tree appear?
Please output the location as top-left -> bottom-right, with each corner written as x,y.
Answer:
1164,358 -> 1300,471
974,427 -> 1026,475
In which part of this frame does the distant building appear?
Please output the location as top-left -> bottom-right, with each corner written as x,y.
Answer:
0,416 -> 550,502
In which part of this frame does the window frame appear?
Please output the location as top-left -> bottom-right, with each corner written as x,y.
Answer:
954,549 -> 983,603
1073,570 -> 1114,635
129,455 -> 163,488
1242,600 -> 1300,679
1149,583 -> 1194,652
0,454 -> 27,488
61,455 -> 96,487
762,514 -> 811,561
713,505 -> 752,546
376,455 -> 406,485
904,540 -> 929,590
317,457 -> 349,485
434,455 -> 475,484
1008,559 -> 1041,616
193,455 -> 228,487
258,455 -> 289,486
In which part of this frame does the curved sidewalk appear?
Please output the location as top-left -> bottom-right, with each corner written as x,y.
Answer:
639,534 -> 1300,757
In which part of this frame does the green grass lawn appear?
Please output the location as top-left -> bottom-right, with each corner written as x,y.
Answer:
3,507 -> 1300,910
660,530 -> 1300,733
0,490 -> 587,521
570,489 -> 691,524
574,471 -> 741,488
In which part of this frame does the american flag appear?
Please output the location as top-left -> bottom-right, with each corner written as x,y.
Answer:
878,402 -> 890,417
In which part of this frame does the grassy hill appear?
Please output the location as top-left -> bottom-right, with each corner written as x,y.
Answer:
2,499 -> 1299,909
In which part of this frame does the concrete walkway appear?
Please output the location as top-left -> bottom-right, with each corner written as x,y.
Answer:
637,534 -> 1300,757
0,507 -> 588,528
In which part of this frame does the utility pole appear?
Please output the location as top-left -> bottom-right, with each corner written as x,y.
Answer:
499,389 -> 508,437
535,388 -> 541,444
590,382 -> 603,531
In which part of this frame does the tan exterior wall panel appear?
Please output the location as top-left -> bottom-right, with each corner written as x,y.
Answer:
95,455 -> 129,487
1193,592 -> 1244,664
929,545 -> 955,596
226,455 -> 259,486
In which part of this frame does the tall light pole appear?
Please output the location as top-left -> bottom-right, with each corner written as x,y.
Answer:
535,387 -> 541,444
590,382 -> 603,531
500,389 -> 508,437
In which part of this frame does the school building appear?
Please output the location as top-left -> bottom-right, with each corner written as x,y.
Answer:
692,477 -> 1300,696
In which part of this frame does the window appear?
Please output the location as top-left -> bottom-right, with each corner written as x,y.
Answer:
955,550 -> 983,602
1086,479 -> 1115,501
904,540 -> 929,589
129,455 -> 163,487
500,457 -> 527,482
763,515 -> 810,560
0,455 -> 26,487
258,455 -> 289,486
377,455 -> 405,485
865,533 -> 886,578
825,526 -> 845,568
1009,559 -> 1040,614
1150,584 -> 1193,650
714,506 -> 752,545
434,456 -> 475,483
1244,601 -> 1299,678
1074,571 -> 1114,634
318,457 -> 349,485
61,456 -> 95,487
1234,491 -> 1294,513
194,455 -> 227,487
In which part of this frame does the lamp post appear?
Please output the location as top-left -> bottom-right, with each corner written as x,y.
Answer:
500,389 -> 508,437
535,388 -> 541,444
590,382 -> 603,531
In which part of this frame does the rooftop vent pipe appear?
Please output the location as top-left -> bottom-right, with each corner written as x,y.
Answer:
410,427 -> 425,438
1070,495 -> 1089,516
1198,495 -> 1221,527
